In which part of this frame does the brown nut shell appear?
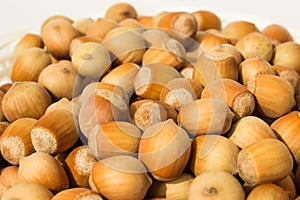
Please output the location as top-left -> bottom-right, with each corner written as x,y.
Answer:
52,188 -> 103,200
129,99 -> 177,131
101,62 -> 140,97
271,111 -> 300,163
1,183 -> 53,200
91,155 -> 152,200
157,12 -> 198,40
104,2 -> 137,22
228,116 -> 277,149
88,121 -> 141,159
192,10 -> 222,31
38,60 -> 77,100
86,18 -> 118,39
177,98 -> 234,136
31,109 -> 78,155
238,58 -> 275,87
247,74 -> 295,118
272,41 -> 300,74
0,166 -> 20,197
64,145 -> 97,188
247,183 -> 289,200
262,24 -> 294,44
134,63 -> 182,100
189,135 -> 239,176
222,20 -> 259,44
2,82 -> 52,122
10,47 -> 52,82
160,77 -> 203,111
237,138 -> 294,186
18,152 -> 69,192
14,33 -> 44,58
138,119 -> 191,181
41,19 -> 81,59
78,82 -> 130,137
201,78 -> 255,120
193,51 -> 238,87
103,27 -> 146,65
188,171 -> 245,200
0,118 -> 37,165
235,32 -> 274,62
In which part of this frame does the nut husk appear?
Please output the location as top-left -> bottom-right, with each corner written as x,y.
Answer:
138,16 -> 153,28
119,18 -> 145,30
209,43 -> 243,66
0,121 -> 9,136
142,28 -> 170,48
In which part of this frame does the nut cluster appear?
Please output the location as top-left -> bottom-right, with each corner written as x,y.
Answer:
0,2 -> 300,199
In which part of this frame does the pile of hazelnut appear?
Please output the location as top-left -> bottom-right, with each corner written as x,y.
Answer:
0,2 -> 300,200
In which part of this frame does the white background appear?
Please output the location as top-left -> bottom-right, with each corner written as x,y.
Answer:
0,0 -> 300,38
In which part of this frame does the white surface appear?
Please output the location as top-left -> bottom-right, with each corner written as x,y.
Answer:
0,0 -> 300,84
0,0 -> 300,37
